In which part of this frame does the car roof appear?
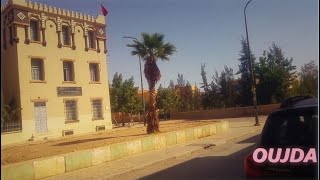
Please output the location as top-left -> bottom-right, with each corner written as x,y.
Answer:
292,98 -> 318,108
270,97 -> 318,116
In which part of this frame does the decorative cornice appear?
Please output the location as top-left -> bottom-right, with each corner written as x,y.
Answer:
1,0 -> 106,26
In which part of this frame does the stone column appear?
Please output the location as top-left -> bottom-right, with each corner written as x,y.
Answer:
3,27 -> 7,49
71,33 -> 76,50
103,39 -> 107,54
9,26 -> 13,45
84,35 -> 88,51
24,25 -> 30,44
13,25 -> 19,43
41,28 -> 46,46
57,31 -> 62,48
96,38 -> 100,53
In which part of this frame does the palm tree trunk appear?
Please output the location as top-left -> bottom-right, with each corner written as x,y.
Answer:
147,81 -> 160,133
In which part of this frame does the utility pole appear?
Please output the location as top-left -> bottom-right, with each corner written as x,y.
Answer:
244,0 -> 260,126
123,36 -> 147,126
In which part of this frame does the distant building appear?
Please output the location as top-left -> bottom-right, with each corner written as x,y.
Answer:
137,89 -> 151,104
1,0 -> 112,145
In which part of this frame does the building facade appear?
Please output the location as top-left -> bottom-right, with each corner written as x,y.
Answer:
1,0 -> 112,145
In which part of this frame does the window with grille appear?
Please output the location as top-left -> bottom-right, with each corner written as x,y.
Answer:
62,26 -> 71,45
30,19 -> 40,41
31,59 -> 44,80
92,99 -> 103,119
88,30 -> 95,49
63,61 -> 74,81
89,63 -> 100,82
65,100 -> 78,121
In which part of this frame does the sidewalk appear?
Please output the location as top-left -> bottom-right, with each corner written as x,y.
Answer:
43,117 -> 266,180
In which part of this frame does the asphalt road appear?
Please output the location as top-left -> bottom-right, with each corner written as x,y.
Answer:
116,132 -> 261,180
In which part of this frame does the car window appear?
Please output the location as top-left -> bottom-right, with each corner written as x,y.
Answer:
261,108 -> 317,147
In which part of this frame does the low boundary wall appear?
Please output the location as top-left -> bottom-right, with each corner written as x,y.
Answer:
1,121 -> 229,180
171,104 -> 280,120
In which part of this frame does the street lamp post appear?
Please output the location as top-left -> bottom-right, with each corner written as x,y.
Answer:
123,36 -> 147,126
244,0 -> 260,126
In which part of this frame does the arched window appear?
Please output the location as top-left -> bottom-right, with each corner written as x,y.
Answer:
62,25 -> 71,46
88,30 -> 95,49
30,19 -> 40,41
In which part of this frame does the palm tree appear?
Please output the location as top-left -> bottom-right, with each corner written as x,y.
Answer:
126,33 -> 176,133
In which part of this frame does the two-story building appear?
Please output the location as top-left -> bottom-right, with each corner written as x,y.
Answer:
1,0 -> 112,145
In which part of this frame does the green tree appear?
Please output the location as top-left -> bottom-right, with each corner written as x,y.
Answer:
168,80 -> 175,90
255,43 -> 296,104
110,72 -> 123,113
110,74 -> 142,126
1,98 -> 22,132
156,86 -> 177,120
296,60 -> 318,97
184,81 -> 193,111
237,37 -> 256,106
119,77 -> 140,126
175,74 -> 193,112
218,66 -> 236,107
200,65 -> 222,109
200,63 -> 209,92
177,73 -> 186,87
192,84 -> 202,110
126,33 -> 176,133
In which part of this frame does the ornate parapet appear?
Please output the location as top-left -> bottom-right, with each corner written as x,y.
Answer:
1,0 -> 105,25
1,0 -> 107,51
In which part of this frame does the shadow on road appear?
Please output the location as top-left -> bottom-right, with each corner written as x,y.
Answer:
139,144 -> 255,180
237,134 -> 261,144
139,134 -> 260,180
139,133 -> 315,180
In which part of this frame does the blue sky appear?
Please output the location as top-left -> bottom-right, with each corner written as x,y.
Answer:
2,0 -> 318,89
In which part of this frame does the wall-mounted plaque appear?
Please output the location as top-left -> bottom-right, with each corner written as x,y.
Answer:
57,87 -> 82,96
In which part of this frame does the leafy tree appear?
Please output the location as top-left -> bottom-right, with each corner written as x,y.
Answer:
126,33 -> 176,133
119,77 -> 141,126
156,86 -> 177,120
183,81 -> 193,111
110,74 -> 142,126
176,74 -> 193,112
288,78 -> 301,96
237,37 -> 256,106
200,65 -> 223,109
1,98 -> 22,132
218,66 -> 236,107
200,63 -> 209,92
199,64 -> 211,109
192,84 -> 202,110
110,72 -> 123,113
200,71 -> 223,109
296,60 -> 318,97
177,73 -> 186,87
255,43 -> 296,104
168,80 -> 175,90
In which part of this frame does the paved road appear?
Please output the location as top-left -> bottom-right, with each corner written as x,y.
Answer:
116,132 -> 261,180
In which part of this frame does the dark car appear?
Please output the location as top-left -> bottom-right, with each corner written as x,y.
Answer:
244,96 -> 318,179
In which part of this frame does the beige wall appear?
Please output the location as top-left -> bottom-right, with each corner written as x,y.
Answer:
171,104 -> 280,120
1,1 -> 112,145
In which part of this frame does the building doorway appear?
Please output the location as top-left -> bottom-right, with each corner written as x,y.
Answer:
34,102 -> 48,133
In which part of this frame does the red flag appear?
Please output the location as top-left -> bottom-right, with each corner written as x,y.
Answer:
100,4 -> 108,16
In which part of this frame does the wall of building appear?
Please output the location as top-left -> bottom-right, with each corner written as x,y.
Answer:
1,0 -> 112,145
